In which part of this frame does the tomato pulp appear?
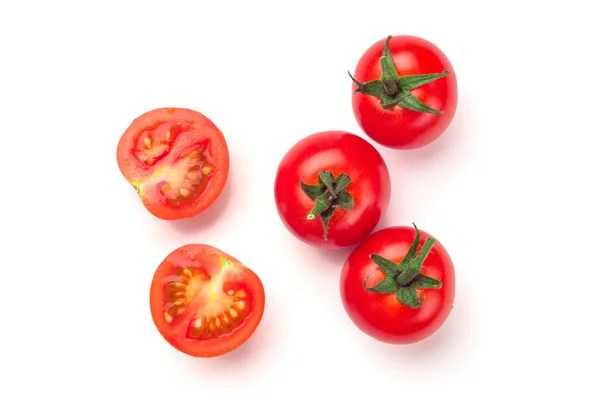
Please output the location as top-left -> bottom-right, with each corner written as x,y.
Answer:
150,244 -> 265,357
340,225 -> 455,344
350,35 -> 458,149
116,107 -> 229,220
274,131 -> 391,248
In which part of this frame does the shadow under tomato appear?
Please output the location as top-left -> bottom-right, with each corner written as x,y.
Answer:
372,209 -> 399,233
381,99 -> 472,165
166,176 -> 234,234
275,226 -> 355,270
365,280 -> 472,372
310,245 -> 354,268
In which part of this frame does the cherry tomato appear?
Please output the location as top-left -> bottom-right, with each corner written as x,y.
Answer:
340,224 -> 455,344
116,107 -> 229,220
274,131 -> 391,249
349,35 -> 458,149
150,244 -> 265,358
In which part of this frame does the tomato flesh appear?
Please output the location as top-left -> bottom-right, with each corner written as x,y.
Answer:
150,244 -> 265,357
116,108 -> 229,220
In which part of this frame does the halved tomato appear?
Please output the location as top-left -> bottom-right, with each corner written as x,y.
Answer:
116,107 -> 229,220
150,244 -> 265,358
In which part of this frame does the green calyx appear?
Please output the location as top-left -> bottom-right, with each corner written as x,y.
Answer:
349,35 -> 449,113
301,170 -> 355,241
363,223 -> 441,309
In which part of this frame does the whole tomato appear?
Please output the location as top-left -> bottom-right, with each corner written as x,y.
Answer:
274,131 -> 391,249
340,224 -> 455,344
349,35 -> 458,149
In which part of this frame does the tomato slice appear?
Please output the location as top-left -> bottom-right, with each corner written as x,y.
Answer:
150,244 -> 265,358
116,107 -> 229,220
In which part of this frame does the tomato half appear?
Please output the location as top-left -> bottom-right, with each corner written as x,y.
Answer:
116,107 -> 229,220
350,35 -> 458,149
340,225 -> 455,344
150,244 -> 265,357
274,131 -> 391,249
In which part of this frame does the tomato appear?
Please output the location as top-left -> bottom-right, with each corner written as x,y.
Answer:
340,224 -> 455,344
274,131 -> 391,249
150,244 -> 265,358
116,107 -> 229,220
349,35 -> 458,149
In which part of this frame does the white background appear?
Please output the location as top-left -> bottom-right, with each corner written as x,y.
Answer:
1,0 -> 598,398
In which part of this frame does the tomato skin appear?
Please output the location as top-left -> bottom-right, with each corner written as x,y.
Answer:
116,107 -> 229,220
340,226 -> 455,344
150,244 -> 265,358
274,131 -> 391,249
351,35 -> 458,149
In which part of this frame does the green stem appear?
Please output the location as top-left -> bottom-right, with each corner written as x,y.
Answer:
321,181 -> 337,200
396,237 -> 435,286
380,35 -> 400,96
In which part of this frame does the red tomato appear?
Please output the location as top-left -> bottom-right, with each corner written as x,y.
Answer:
116,107 -> 229,220
274,131 -> 391,249
340,225 -> 455,344
150,244 -> 265,358
350,35 -> 458,149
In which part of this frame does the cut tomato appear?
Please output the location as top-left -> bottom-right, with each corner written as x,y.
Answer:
150,244 -> 265,358
116,107 -> 229,220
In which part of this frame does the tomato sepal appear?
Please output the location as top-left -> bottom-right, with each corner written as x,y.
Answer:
409,274 -> 443,289
396,287 -> 424,309
349,35 -> 450,113
363,223 -> 442,308
300,170 -> 355,241
362,276 -> 397,294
